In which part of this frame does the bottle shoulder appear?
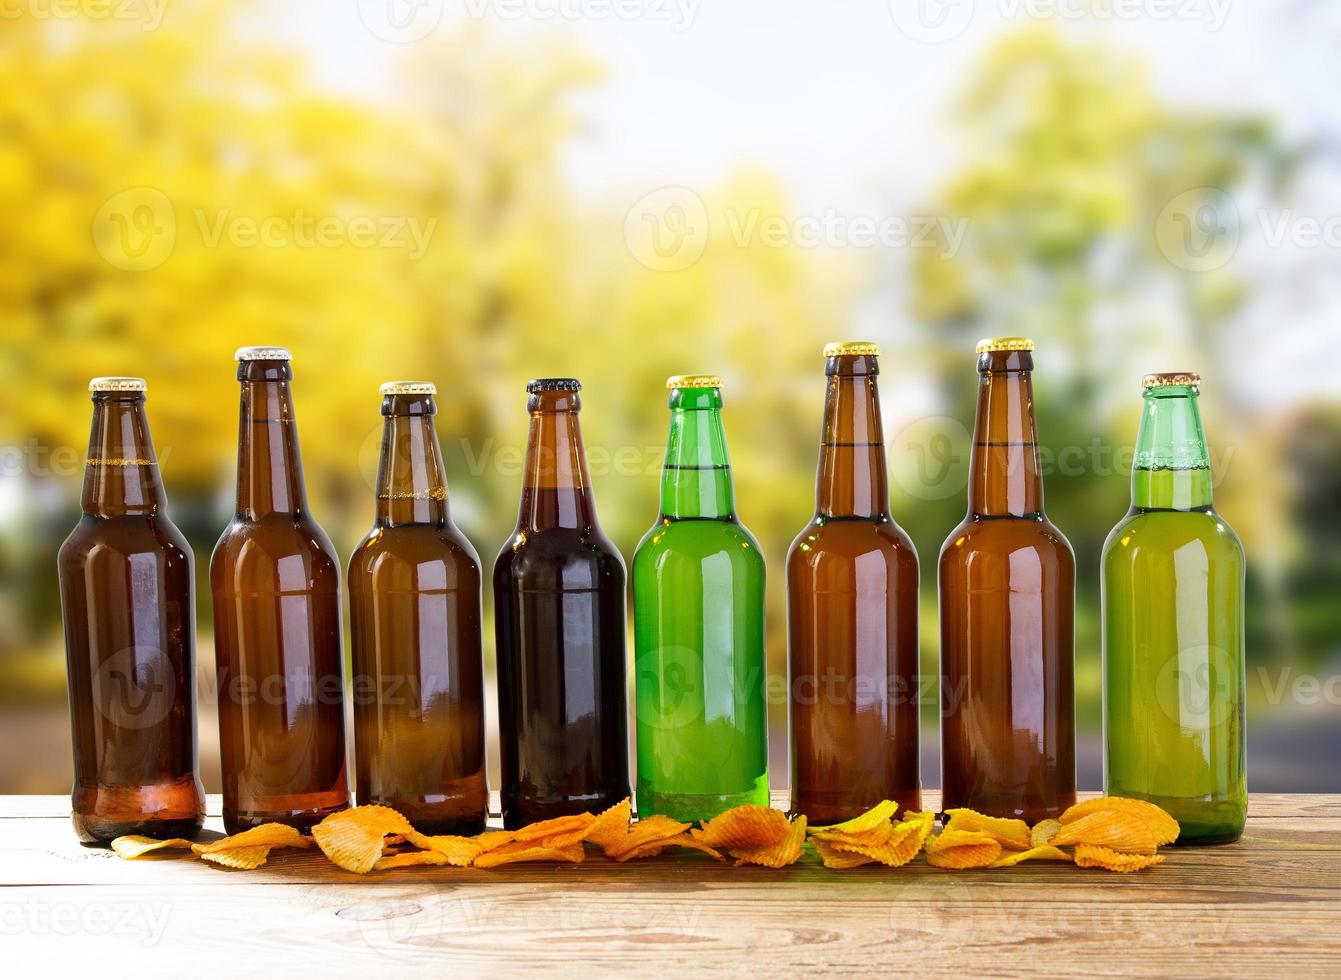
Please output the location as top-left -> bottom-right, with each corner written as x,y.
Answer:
493,525 -> 626,585
211,514 -> 340,572
349,523 -> 482,577
939,514 -> 1074,565
59,515 -> 193,571
1102,508 -> 1244,562
635,516 -> 764,559
787,517 -> 917,568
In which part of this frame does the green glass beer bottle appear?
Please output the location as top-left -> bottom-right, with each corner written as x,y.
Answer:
633,375 -> 769,821
1102,372 -> 1246,844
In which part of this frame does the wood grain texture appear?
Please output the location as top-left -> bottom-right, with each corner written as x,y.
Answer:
3,793 -> 1338,977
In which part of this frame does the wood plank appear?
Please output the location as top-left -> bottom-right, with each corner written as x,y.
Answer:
1,881 -> 1337,976
3,793 -> 1337,976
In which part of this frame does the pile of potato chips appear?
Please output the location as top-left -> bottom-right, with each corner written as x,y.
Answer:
110,795 -> 1178,874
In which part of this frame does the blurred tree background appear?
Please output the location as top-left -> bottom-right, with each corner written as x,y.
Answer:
0,2 -> 1335,792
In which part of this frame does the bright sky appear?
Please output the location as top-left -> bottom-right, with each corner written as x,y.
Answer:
261,0 -> 1340,406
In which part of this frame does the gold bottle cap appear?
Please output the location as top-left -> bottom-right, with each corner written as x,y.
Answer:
666,374 -> 723,390
1142,372 -> 1201,389
89,377 -> 146,393
823,341 -> 881,358
975,337 -> 1035,354
234,346 -> 292,362
380,381 -> 437,396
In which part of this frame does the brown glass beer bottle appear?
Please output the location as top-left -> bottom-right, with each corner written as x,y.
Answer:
58,377 -> 205,845
787,343 -> 921,822
939,338 -> 1076,822
494,378 -> 630,829
211,347 -> 349,833
348,381 -> 487,835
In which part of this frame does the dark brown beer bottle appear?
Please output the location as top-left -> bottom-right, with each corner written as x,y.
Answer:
939,338 -> 1076,823
211,347 -> 349,833
493,378 -> 630,829
348,381 -> 487,835
787,343 -> 921,822
58,377 -> 205,845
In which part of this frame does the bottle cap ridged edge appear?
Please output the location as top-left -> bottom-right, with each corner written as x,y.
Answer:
235,346 -> 292,362
89,377 -> 146,392
975,337 -> 1035,354
1142,372 -> 1200,389
823,342 -> 880,358
380,381 -> 436,396
666,374 -> 723,390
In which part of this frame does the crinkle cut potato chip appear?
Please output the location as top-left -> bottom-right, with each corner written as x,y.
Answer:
473,842 -> 585,869
374,850 -> 454,872
809,800 -> 899,839
512,812 -> 594,844
1031,819 -> 1063,847
988,844 -> 1072,868
1073,843 -> 1166,873
942,808 -> 1032,850
692,805 -> 790,849
199,845 -> 273,870
924,829 -> 1003,869
603,815 -> 690,859
406,834 -> 483,867
192,822 -> 310,855
1051,810 -> 1158,854
1060,797 -> 1180,846
584,799 -> 633,850
110,836 -> 195,859
732,815 -> 807,869
311,805 -> 417,874
812,838 -> 878,869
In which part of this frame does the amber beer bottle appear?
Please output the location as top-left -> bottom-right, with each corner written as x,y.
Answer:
58,378 -> 205,844
939,338 -> 1076,822
787,344 -> 921,822
212,347 -> 349,833
494,378 -> 630,829
348,382 -> 487,835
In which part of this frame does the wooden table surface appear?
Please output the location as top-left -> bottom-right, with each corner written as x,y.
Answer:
3,792 -> 1338,976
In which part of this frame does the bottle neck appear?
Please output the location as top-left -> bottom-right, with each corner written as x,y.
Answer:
235,363 -> 308,520
81,393 -> 164,517
660,387 -> 735,520
376,395 -> 449,527
1132,385 -> 1213,511
518,390 -> 596,532
968,352 -> 1044,518
816,355 -> 888,520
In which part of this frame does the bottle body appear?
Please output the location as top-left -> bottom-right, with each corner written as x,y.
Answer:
1102,379 -> 1246,844
939,515 -> 1076,821
939,342 -> 1076,823
493,380 -> 630,829
634,518 -> 769,820
787,347 -> 920,821
58,381 -> 204,844
211,351 -> 349,833
633,378 -> 768,822
348,386 -> 487,835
